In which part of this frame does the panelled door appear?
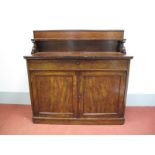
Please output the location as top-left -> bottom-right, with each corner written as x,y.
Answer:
78,71 -> 127,118
30,71 -> 78,118
30,70 -> 126,119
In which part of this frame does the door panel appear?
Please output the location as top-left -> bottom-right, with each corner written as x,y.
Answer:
31,71 -> 77,118
79,71 -> 126,118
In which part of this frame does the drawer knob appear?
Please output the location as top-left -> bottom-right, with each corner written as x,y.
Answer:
75,61 -> 80,65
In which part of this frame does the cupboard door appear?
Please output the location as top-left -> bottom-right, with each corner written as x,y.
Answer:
78,71 -> 127,118
30,71 -> 77,118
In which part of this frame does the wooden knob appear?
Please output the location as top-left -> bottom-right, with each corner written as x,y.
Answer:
75,61 -> 80,65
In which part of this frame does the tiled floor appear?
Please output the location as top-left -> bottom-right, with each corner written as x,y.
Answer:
0,104 -> 155,135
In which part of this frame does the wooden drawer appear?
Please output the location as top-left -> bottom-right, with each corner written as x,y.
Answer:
27,59 -> 129,71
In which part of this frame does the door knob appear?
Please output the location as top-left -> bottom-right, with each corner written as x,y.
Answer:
75,61 -> 80,65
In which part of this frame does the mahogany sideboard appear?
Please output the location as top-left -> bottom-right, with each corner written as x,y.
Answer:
24,30 -> 133,125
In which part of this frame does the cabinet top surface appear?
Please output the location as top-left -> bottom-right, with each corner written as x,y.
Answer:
24,52 -> 133,60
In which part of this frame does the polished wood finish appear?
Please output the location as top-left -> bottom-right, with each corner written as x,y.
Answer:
33,30 -> 124,40
24,30 -> 133,125
79,71 -> 126,118
32,39 -> 125,53
32,30 -> 126,54
31,71 -> 77,118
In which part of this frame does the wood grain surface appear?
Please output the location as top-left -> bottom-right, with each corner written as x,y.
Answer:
33,30 -> 124,40
24,30 -> 132,125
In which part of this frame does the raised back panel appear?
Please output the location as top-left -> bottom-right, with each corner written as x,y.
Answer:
34,40 -> 123,52
32,30 -> 125,53
33,30 -> 124,40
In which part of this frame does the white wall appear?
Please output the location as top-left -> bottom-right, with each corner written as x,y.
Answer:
0,0 -> 155,93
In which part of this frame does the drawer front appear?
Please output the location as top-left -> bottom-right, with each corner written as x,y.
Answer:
27,59 -> 129,71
